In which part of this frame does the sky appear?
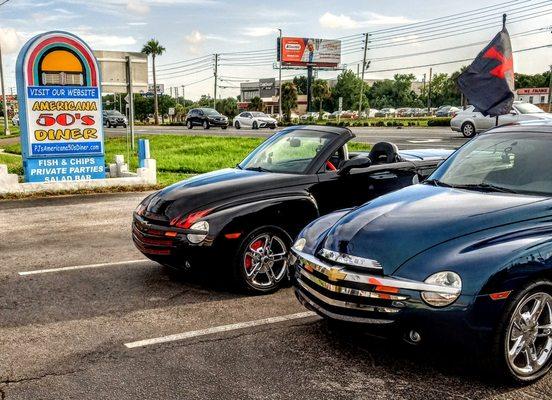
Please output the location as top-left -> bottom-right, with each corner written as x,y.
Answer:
0,0 -> 550,100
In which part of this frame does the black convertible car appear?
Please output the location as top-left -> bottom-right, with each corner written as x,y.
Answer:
133,126 -> 452,293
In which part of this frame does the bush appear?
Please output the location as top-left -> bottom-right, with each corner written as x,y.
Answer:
427,117 -> 452,127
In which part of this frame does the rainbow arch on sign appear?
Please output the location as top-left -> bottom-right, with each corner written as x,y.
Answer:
24,33 -> 98,87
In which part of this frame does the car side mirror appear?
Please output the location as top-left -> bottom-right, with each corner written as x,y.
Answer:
510,110 -> 517,115
338,157 -> 372,175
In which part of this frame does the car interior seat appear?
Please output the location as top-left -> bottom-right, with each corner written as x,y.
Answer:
368,142 -> 401,164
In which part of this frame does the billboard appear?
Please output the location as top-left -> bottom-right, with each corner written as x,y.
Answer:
16,31 -> 106,182
94,50 -> 148,94
278,37 -> 341,68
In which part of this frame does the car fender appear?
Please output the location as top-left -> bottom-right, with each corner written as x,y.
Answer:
207,193 -> 320,248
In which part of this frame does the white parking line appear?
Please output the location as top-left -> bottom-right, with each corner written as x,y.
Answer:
124,311 -> 318,349
18,259 -> 151,276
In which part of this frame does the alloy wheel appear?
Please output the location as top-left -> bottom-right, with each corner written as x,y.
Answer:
462,123 -> 475,137
243,233 -> 288,289
506,291 -> 552,378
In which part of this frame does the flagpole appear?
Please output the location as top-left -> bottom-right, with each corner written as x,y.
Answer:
496,13 -> 507,127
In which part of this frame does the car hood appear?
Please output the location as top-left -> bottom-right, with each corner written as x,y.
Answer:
145,168 -> 315,220
321,184 -> 551,275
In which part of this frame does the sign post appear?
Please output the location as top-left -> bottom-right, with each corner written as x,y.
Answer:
16,31 -> 105,183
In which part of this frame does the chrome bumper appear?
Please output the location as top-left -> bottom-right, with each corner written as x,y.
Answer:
291,249 -> 460,324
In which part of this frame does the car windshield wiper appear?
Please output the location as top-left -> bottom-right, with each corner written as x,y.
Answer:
424,179 -> 453,188
245,166 -> 272,173
235,164 -> 242,170
449,183 -> 519,194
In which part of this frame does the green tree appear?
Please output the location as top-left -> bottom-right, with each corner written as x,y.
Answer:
133,94 -> 153,122
249,96 -> 264,112
141,38 -> 166,125
293,76 -> 308,95
197,95 -> 213,108
312,79 -> 331,117
216,97 -> 239,119
281,81 -> 298,121
332,70 -> 365,111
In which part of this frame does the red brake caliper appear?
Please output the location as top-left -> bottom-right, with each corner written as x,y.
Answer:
245,239 -> 264,270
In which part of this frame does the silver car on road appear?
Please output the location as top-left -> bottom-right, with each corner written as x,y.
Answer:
451,102 -> 552,137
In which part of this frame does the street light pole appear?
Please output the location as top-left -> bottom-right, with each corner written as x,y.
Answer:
548,64 -> 552,113
278,28 -> 282,120
358,33 -> 369,117
0,41 -> 9,136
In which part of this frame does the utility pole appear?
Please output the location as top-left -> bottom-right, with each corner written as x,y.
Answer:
278,28 -> 283,120
169,86 -> 173,98
548,64 -> 552,113
422,73 -> 426,97
427,67 -> 433,113
0,41 -> 9,136
213,53 -> 218,109
125,56 -> 135,149
358,33 -> 369,117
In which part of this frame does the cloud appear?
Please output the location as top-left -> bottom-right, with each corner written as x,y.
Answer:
319,11 -> 416,29
127,0 -> 150,14
243,27 -> 277,37
184,30 -> 204,55
319,12 -> 358,29
361,12 -> 416,26
127,22 -> 148,26
0,28 -> 25,54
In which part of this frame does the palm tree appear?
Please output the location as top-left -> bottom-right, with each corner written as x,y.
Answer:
142,39 -> 166,125
249,96 -> 264,112
312,79 -> 331,118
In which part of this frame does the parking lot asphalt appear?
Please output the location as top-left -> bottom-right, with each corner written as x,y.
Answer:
105,125 -> 468,150
1,193 -> 551,399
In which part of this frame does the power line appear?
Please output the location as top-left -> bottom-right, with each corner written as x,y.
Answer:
366,44 -> 552,74
369,0 -> 530,35
369,1 -> 551,43
369,9 -> 552,49
369,27 -> 549,63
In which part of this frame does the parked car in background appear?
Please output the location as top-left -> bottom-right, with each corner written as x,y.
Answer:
186,108 -> 228,130
291,121 -> 552,383
451,102 -> 552,137
396,108 -> 410,117
361,109 -> 379,118
234,111 -> 277,129
375,108 -> 397,118
11,114 -> 19,126
103,110 -> 127,128
299,112 -> 319,121
133,126 -> 451,294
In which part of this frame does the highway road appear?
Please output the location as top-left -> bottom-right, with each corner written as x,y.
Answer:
0,193 -> 550,399
105,125 -> 469,150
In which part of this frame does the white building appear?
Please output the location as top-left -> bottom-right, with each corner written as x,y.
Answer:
516,87 -> 550,110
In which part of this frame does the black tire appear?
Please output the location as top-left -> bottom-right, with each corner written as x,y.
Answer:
486,280 -> 552,384
187,120 -> 193,129
270,126 -> 276,129
203,120 -> 210,130
252,121 -> 259,130
222,126 -> 227,130
232,226 -> 291,294
234,121 -> 241,129
122,124 -> 127,128
106,121 -> 111,128
462,122 -> 476,138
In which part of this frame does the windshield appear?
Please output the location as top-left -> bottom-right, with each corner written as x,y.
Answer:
239,129 -> 337,174
202,108 -> 220,116
429,132 -> 552,196
514,103 -> 545,114
106,110 -> 123,116
251,112 -> 267,117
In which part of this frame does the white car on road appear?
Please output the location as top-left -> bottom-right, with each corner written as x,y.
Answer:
451,102 -> 552,137
11,114 -> 19,126
233,111 -> 277,129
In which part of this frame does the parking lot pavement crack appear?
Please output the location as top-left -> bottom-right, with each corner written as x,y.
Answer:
0,368 -> 84,387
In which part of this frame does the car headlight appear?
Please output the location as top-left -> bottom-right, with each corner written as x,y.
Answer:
421,271 -> 462,307
187,221 -> 209,244
292,238 -> 306,252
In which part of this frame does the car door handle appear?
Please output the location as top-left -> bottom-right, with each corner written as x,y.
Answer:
370,172 -> 398,180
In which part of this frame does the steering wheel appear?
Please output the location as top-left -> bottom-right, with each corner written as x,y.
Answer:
325,160 -> 337,171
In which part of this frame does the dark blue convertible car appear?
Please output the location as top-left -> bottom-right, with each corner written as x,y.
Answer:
291,121 -> 552,383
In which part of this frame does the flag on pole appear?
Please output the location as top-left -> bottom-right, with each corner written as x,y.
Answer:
457,28 -> 515,117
